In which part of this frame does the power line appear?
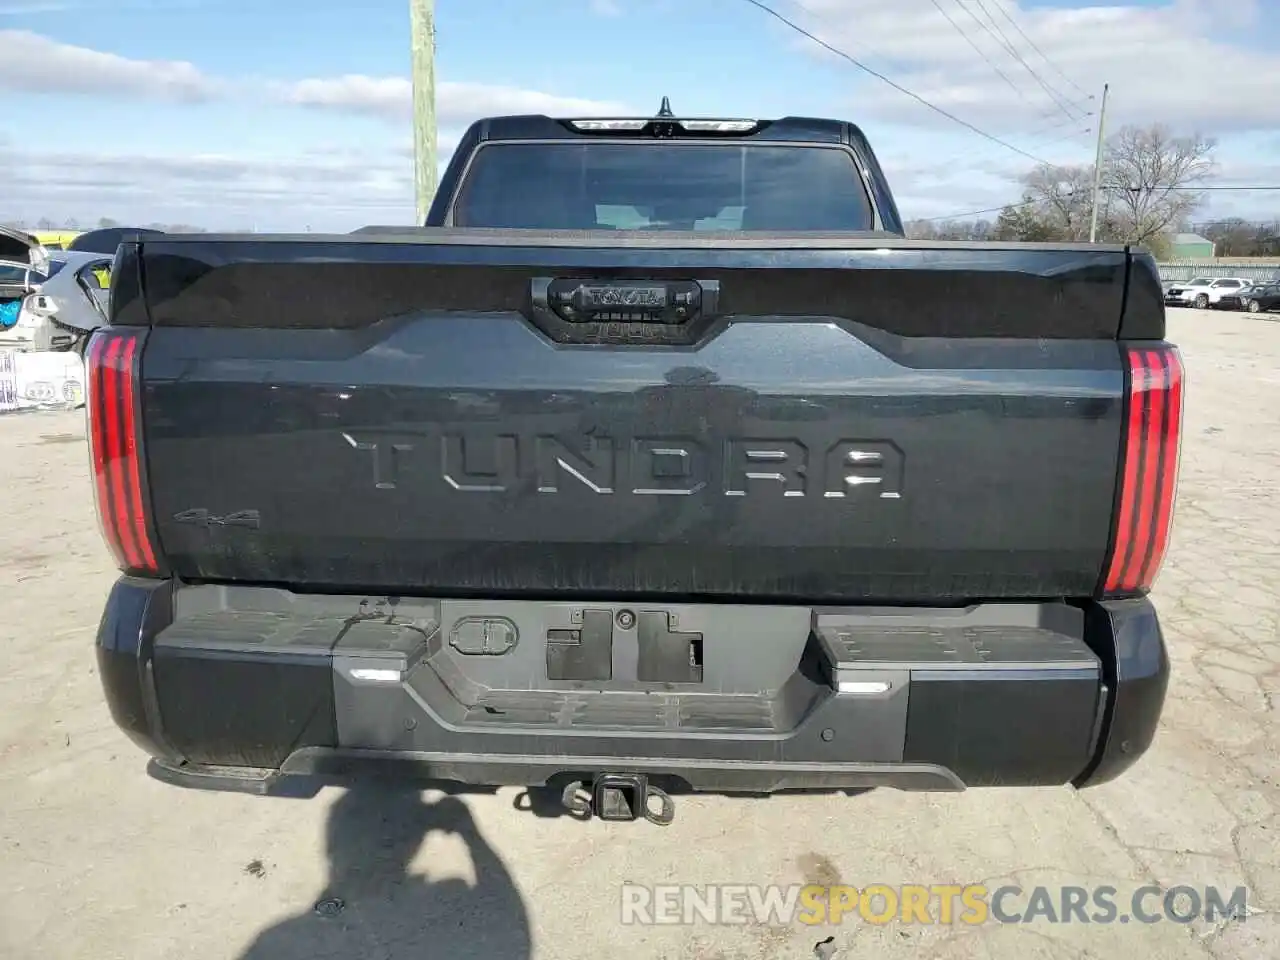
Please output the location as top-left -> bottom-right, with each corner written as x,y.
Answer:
989,0 -> 1091,99
925,0 -> 1033,110
980,111 -> 1093,154
947,115 -> 1091,163
740,0 -> 1052,165
957,0 -> 1086,121
967,0 -> 1088,120
917,196 -> 1040,222
1028,126 -> 1093,151
1105,186 -> 1280,192
886,123 -> 1092,185
1018,111 -> 1095,141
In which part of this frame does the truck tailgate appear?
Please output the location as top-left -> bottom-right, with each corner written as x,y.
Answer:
123,233 -> 1157,603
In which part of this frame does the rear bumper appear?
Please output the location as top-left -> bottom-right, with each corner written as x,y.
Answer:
97,579 -> 1168,795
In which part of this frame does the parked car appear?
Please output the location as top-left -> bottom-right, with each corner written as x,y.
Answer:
1203,278 -> 1254,309
1163,276 -> 1254,309
0,257 -> 37,311
68,226 -> 164,254
1240,282 -> 1280,314
32,230 -> 82,251
15,251 -> 112,355
1213,283 -> 1256,312
1,225 -> 157,355
1164,276 -> 1214,305
90,107 -> 1179,815
1,226 -> 50,347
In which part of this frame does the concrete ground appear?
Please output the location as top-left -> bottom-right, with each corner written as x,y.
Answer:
0,307 -> 1277,959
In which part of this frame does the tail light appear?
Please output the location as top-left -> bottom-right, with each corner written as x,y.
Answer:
86,328 -> 163,576
1100,343 -> 1184,596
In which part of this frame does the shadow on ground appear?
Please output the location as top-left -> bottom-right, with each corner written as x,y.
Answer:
238,784 -> 531,960
231,772 -> 873,958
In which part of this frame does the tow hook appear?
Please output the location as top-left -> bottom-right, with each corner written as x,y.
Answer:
560,773 -> 675,825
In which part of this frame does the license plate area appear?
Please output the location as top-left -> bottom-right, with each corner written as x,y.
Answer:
434,600 -> 810,699
546,608 -> 704,683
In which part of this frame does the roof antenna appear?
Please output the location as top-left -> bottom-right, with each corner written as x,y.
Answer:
656,96 -> 674,118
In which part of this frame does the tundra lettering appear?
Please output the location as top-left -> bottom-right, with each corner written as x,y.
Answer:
442,434 -> 520,493
537,436 -> 616,494
629,438 -> 708,496
343,431 -> 904,499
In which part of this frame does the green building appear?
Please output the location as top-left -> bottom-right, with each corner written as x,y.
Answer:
1169,233 -> 1216,259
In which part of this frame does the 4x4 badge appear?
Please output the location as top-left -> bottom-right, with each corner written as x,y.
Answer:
172,508 -> 260,529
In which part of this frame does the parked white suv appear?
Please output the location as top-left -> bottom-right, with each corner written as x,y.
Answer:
1172,276 -> 1251,309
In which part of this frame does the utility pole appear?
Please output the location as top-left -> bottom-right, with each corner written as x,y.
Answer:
1089,82 -> 1109,243
410,0 -> 437,224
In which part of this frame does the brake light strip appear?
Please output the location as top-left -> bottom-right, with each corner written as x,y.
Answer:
88,330 -> 159,575
1102,345 -> 1184,595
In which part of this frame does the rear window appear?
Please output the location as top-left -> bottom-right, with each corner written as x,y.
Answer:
451,142 -> 875,231
0,261 -> 64,285
0,263 -> 28,284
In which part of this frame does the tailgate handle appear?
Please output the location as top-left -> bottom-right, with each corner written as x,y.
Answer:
532,278 -> 719,325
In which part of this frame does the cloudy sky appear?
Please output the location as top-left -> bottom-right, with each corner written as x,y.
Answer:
1,0 -> 1277,231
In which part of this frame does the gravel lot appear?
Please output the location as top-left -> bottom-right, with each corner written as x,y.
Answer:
1,307 -> 1277,959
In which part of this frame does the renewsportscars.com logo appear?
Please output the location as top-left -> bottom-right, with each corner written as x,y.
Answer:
620,883 -> 1250,927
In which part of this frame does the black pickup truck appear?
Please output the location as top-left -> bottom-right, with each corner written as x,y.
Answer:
91,108 -> 1182,820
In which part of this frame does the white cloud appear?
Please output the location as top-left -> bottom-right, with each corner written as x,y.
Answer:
279,75 -> 631,124
0,0 -> 205,10
279,75 -> 408,119
0,141 -> 431,231
787,0 -> 1280,137
5,16 -> 1277,230
0,29 -> 630,125
1214,158 -> 1280,187
0,29 -> 216,100
0,30 -> 635,228
589,0 -> 622,15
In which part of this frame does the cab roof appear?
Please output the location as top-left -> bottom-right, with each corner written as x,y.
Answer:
466,113 -> 859,146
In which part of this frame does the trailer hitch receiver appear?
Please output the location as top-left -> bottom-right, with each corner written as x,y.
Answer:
560,773 -> 675,825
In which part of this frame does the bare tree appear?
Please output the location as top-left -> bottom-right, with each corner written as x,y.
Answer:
904,219 -> 938,240
965,218 -> 993,241
903,218 -> 995,241
993,203 -> 1061,241
1196,218 -> 1280,257
1102,125 -> 1215,246
1020,164 -> 1095,240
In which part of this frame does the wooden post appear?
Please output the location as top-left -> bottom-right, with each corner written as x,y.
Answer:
410,0 -> 437,224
